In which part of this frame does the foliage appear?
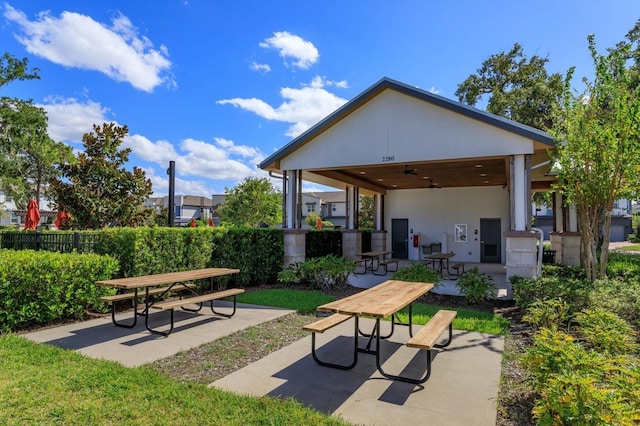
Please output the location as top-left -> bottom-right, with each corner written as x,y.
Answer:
217,177 -> 281,227
49,123 -> 153,229
0,249 -> 119,332
455,267 -> 497,304
522,299 -> 572,331
0,335 -> 348,425
574,308 -> 639,355
277,255 -> 355,292
552,35 -> 640,280
590,277 -> 640,337
390,262 -> 440,287
211,227 -> 284,286
521,318 -> 640,424
95,227 -> 214,279
455,43 -> 564,131
606,250 -> 640,280
358,195 -> 374,230
511,267 -> 591,312
306,229 -> 342,258
0,53 -> 71,207
304,211 -> 322,227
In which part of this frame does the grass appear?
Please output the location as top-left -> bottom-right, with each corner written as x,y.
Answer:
0,334 -> 348,425
238,288 -> 509,335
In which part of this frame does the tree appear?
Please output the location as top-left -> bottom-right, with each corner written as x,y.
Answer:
49,123 -> 153,229
217,177 -> 281,227
359,196 -> 374,230
455,43 -> 565,130
0,98 -> 73,207
0,53 -> 64,208
552,35 -> 640,280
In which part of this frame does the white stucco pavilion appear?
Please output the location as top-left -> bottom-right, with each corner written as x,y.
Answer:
259,78 -> 579,278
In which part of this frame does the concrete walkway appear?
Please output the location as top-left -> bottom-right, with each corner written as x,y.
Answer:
212,317 -> 504,426
23,302 -> 294,367
22,300 -> 504,425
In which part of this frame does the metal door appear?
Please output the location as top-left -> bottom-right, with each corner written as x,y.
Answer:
391,219 -> 409,259
480,218 -> 501,263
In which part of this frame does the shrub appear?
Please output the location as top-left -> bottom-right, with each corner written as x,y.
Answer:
523,299 -> 572,331
391,262 -> 440,287
0,249 -> 119,332
521,311 -> 640,425
511,272 -> 591,312
573,308 -> 639,356
607,251 -> 640,280
306,230 -> 342,258
455,267 -> 497,304
278,255 -> 355,291
590,277 -> 640,337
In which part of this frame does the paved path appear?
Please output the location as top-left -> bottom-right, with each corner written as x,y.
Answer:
212,317 -> 504,426
23,302 -> 294,367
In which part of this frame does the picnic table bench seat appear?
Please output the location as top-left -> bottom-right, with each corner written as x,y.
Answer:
148,288 -> 245,336
100,283 -> 196,303
304,313 -> 358,370
372,259 -> 399,275
449,262 -> 465,277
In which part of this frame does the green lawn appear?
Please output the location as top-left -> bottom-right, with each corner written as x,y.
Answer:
0,335 -> 348,425
238,288 -> 509,335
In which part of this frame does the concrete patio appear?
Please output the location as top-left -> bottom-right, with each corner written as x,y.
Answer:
23,297 -> 504,426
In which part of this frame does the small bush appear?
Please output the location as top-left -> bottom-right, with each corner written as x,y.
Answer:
590,277 -> 640,337
278,255 -> 355,291
573,308 -> 639,356
455,267 -> 497,304
523,299 -> 572,331
391,262 -> 440,286
511,273 -> 591,312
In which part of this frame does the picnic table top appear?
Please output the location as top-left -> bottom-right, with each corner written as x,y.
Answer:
95,267 -> 240,289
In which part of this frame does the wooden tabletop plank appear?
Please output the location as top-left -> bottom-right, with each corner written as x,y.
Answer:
95,268 -> 240,289
317,280 -> 433,318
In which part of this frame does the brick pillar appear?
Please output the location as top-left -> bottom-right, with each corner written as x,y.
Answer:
342,229 -> 362,260
370,230 -> 387,253
284,229 -> 306,267
505,231 -> 540,279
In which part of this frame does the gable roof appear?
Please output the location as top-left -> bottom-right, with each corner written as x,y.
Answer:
260,77 -> 554,170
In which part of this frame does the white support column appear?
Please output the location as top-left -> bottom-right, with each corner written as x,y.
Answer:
346,186 -> 356,229
554,192 -> 564,233
511,154 -> 528,231
285,170 -> 297,229
568,203 -> 578,232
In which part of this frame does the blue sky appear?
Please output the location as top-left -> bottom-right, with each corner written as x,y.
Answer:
2,1 -> 639,197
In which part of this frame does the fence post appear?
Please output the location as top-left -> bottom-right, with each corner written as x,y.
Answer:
35,231 -> 41,251
73,232 -> 80,251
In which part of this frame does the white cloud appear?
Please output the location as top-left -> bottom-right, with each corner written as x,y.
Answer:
4,4 -> 174,92
250,62 -> 271,73
122,135 -> 178,163
144,168 -> 212,197
259,31 -> 319,69
217,76 -> 348,138
40,96 -> 114,143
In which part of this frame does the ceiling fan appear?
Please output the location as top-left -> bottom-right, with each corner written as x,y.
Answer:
403,165 -> 418,175
428,179 -> 441,189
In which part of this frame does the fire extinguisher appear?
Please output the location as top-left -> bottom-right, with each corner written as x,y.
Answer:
413,234 -> 419,247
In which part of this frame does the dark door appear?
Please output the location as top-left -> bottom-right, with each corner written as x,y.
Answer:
391,219 -> 409,259
480,218 -> 501,263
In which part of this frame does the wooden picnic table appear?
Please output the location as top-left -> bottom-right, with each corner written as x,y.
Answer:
97,267 -> 241,336
307,280 -> 442,383
424,252 -> 456,276
354,250 -> 392,274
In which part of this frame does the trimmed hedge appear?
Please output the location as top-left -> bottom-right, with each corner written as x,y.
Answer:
95,227 -> 215,278
0,249 -> 119,332
211,228 -> 284,286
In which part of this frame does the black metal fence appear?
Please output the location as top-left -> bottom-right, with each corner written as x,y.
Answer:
0,231 -> 100,253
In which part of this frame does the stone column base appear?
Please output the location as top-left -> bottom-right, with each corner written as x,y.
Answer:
505,231 -> 540,279
559,232 -> 581,266
284,229 -> 307,267
342,230 -> 362,260
371,230 -> 387,253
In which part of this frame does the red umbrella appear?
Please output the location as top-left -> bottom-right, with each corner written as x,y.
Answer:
316,217 -> 322,230
54,208 -> 72,229
208,218 -> 214,227
190,218 -> 196,227
24,199 -> 40,230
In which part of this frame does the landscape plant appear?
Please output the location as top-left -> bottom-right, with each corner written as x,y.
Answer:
277,255 -> 355,291
455,267 -> 497,304
390,262 -> 439,287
